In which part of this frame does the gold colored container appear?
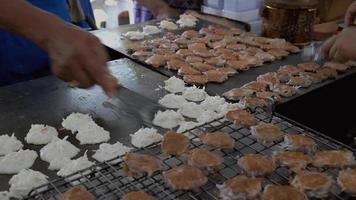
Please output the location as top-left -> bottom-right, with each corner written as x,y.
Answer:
262,0 -> 318,45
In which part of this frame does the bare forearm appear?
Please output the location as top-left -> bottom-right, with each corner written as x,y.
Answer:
0,0 -> 68,49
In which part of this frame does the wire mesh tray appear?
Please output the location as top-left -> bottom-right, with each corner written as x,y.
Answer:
26,109 -> 355,200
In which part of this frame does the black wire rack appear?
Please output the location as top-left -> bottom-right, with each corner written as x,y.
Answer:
26,109 -> 355,200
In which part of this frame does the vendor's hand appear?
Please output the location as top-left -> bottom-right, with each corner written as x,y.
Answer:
45,24 -> 118,96
345,1 -> 356,26
156,5 -> 179,20
321,27 -> 356,63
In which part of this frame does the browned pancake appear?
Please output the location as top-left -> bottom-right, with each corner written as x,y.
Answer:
161,131 -> 190,156
123,153 -> 162,177
163,165 -> 207,190
200,131 -> 234,149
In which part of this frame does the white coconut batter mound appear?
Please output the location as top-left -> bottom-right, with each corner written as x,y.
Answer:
62,113 -> 93,132
160,20 -> 178,30
0,134 -> 23,156
92,142 -> 133,162
159,94 -> 188,109
57,152 -> 94,177
124,31 -> 145,40
25,124 -> 58,145
48,157 -> 72,171
164,77 -> 186,93
177,14 -> 198,27
218,102 -> 243,115
131,127 -> 163,148
75,123 -> 110,145
0,149 -> 37,174
9,169 -> 48,198
182,86 -> 208,102
62,113 -> 111,144
179,102 -> 205,119
143,25 -> 161,35
153,110 -> 184,129
197,110 -> 223,124
40,136 -> 80,166
0,191 -> 10,200
200,96 -> 227,112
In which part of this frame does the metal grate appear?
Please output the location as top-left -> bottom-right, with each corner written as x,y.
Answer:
26,109 -> 355,200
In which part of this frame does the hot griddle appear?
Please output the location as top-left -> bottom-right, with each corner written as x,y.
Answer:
0,58 -> 168,192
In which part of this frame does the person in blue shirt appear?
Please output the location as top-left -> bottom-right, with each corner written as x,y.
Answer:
0,0 -> 117,96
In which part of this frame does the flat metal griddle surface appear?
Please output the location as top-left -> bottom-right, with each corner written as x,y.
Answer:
91,18 -> 249,77
0,59 -> 168,191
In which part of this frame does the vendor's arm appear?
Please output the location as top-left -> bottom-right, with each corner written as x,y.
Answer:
0,0 -> 118,96
321,27 -> 356,62
135,0 -> 179,19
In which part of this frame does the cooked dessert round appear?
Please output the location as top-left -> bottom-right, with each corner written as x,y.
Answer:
223,88 -> 254,101
262,185 -> 307,200
256,91 -> 281,102
200,131 -> 234,149
256,72 -> 280,89
323,62 -> 350,72
183,74 -> 209,85
273,151 -> 310,172
123,153 -> 162,177
282,134 -> 316,154
272,84 -> 297,97
291,171 -> 332,198
338,168 -> 356,195
237,154 -> 276,176
240,96 -> 268,110
297,62 -> 320,72
187,148 -> 223,169
163,165 -> 208,190
218,175 -> 262,200
161,131 -> 190,156
312,150 -> 355,168
60,187 -> 96,200
226,109 -> 257,128
250,123 -> 284,144
277,65 -> 301,76
287,75 -> 312,88
243,81 -> 269,92
316,67 -> 338,79
121,191 -> 155,200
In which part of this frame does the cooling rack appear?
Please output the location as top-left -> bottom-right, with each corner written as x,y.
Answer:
26,108 -> 355,200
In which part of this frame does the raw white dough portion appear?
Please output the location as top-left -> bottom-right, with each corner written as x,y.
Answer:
9,169 -> 48,198
0,134 -> 23,156
177,14 -> 198,27
182,86 -> 208,102
179,102 -> 205,119
130,127 -> 163,148
153,110 -> 184,129
176,121 -> 201,133
159,94 -> 188,109
40,136 -> 80,164
124,31 -> 145,40
0,149 -> 37,174
48,157 -> 71,171
25,124 -> 58,145
62,113 -> 93,133
75,123 -> 110,145
92,142 -> 133,162
0,191 -> 10,200
57,152 -> 94,177
159,20 -> 178,30
143,25 -> 161,35
200,96 -> 227,112
197,110 -> 223,124
164,77 -> 186,93
62,113 -> 111,144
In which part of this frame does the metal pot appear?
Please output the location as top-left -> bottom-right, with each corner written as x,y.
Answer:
262,0 -> 318,45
